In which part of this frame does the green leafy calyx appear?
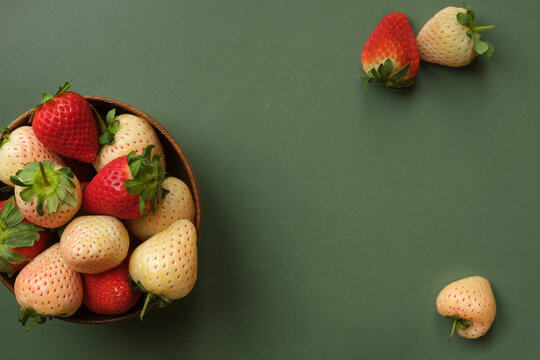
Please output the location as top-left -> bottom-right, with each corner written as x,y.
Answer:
443,315 -> 472,348
18,307 -> 51,332
123,145 -> 169,215
133,280 -> 171,321
30,81 -> 72,123
0,197 -> 42,276
0,127 -> 10,148
457,3 -> 495,57
10,161 -> 78,216
91,106 -> 120,146
360,59 -> 414,91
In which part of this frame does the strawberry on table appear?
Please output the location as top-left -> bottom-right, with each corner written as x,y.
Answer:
59,215 -> 130,274
126,177 -> 195,241
0,197 -> 50,276
31,81 -> 98,163
83,258 -> 142,315
0,126 -> 64,187
82,145 -> 168,220
15,243 -> 83,331
129,219 -> 197,320
11,161 -> 82,228
93,108 -> 165,172
416,4 -> 495,67
361,13 -> 419,90
436,275 -> 496,346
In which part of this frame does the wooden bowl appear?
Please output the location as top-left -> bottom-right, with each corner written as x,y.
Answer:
0,96 -> 201,324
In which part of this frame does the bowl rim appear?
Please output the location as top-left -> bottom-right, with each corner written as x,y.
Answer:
0,95 -> 201,324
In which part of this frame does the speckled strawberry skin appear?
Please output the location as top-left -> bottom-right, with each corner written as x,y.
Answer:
81,156 -> 149,219
14,243 -> 83,317
83,258 -> 141,315
0,126 -> 64,187
32,91 -> 98,163
126,177 -> 195,241
93,114 -> 165,172
436,276 -> 496,339
362,13 -> 419,79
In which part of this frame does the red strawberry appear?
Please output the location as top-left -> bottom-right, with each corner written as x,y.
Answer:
361,13 -> 419,90
0,197 -> 50,275
31,81 -> 98,163
81,145 -> 168,220
83,258 -> 142,315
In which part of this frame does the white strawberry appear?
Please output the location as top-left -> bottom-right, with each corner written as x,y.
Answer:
436,275 -> 496,346
59,215 -> 130,274
129,219 -> 197,319
12,161 -> 82,228
416,4 -> 494,67
14,243 -> 83,330
93,109 -> 165,172
0,126 -> 63,187
126,177 -> 195,241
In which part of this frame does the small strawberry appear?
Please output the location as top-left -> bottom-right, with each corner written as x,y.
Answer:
416,4 -> 495,67
81,145 -> 168,220
436,275 -> 496,346
0,197 -> 50,276
129,219 -> 197,320
11,161 -> 82,228
93,109 -> 165,172
0,126 -> 64,187
361,13 -> 419,90
83,258 -> 142,315
14,243 -> 83,330
59,215 -> 130,274
126,177 -> 195,241
31,81 -> 98,163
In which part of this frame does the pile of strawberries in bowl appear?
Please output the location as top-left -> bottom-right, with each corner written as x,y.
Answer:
0,82 -> 201,329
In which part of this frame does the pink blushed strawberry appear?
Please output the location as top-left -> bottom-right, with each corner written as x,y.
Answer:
14,243 -> 83,330
436,275 -> 496,346
0,126 -> 64,187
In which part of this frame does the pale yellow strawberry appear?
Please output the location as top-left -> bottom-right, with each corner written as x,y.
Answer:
15,243 -> 83,329
126,177 -> 195,241
129,219 -> 197,319
93,113 -> 165,172
436,275 -> 496,345
59,215 -> 130,274
13,161 -> 82,229
416,5 -> 494,67
0,126 -> 64,186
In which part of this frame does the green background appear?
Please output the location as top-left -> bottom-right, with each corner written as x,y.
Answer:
0,0 -> 537,358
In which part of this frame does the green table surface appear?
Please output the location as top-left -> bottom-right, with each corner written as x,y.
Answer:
1,0 -> 538,359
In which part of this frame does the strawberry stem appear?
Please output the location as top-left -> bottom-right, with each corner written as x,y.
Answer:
443,318 -> 458,348
38,162 -> 49,186
140,293 -> 156,321
473,25 -> 495,31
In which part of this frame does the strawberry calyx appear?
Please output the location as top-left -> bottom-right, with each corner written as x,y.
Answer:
457,3 -> 495,57
124,145 -> 169,215
0,197 -> 43,276
132,280 -> 171,321
91,106 -> 120,146
10,161 -> 78,216
443,315 -> 472,347
29,82 -> 72,123
18,307 -> 51,332
361,60 -> 414,90
0,127 -> 10,148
